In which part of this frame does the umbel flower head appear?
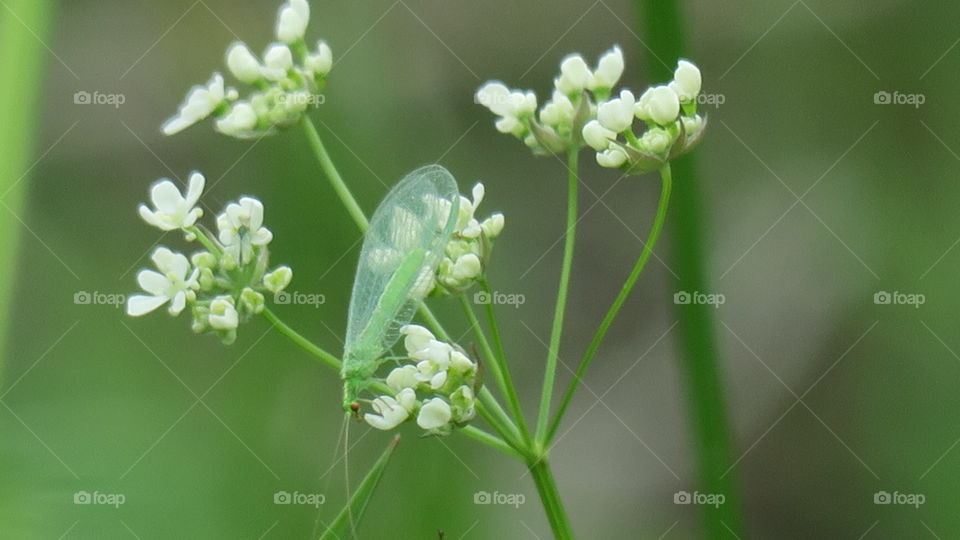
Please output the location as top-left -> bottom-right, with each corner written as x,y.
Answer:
584,59 -> 707,174
162,0 -> 332,139
475,46 -> 624,155
126,171 -> 293,345
363,324 -> 478,435
431,182 -> 505,295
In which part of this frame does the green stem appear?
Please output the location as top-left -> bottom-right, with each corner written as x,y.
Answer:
261,307 -> 341,371
529,458 -> 574,539
547,165 -> 672,442
460,425 -> 522,460
301,115 -> 369,231
635,1 -> 745,537
459,294 -> 530,440
536,149 -> 579,444
0,0 -> 53,380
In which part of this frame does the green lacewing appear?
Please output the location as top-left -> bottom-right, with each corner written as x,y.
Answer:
341,165 -> 460,410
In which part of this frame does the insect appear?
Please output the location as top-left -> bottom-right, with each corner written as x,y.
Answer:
341,164 -> 460,411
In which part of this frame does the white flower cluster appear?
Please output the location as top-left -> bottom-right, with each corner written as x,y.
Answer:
584,60 -> 706,174
364,325 -> 477,435
127,172 -> 293,344
162,0 -> 332,139
475,46 -> 624,154
432,183 -> 505,294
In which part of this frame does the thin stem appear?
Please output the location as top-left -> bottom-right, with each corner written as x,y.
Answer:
528,458 -> 574,539
261,307 -> 341,371
474,397 -> 526,457
546,165 -> 672,442
460,425 -> 523,460
536,148 -> 579,444
477,387 -> 523,449
459,294 -> 530,441
186,226 -> 221,257
301,115 -> 369,231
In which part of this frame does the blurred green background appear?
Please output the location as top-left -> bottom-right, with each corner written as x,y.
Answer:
2,0 -> 959,537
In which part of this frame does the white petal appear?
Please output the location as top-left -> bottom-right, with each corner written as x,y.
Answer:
150,180 -> 183,215
126,295 -> 168,316
185,172 -> 205,206
417,398 -> 452,430
137,270 -> 170,296
168,291 -> 187,315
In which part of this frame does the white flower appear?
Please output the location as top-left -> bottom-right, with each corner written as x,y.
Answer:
451,253 -> 482,281
669,60 -> 701,103
217,197 -> 273,264
401,324 -> 435,354
386,364 -> 421,392
429,370 -> 448,390
539,90 -> 576,128
138,172 -> 204,231
364,395 -> 410,430
476,82 -> 536,119
226,42 -> 262,84
597,89 -> 636,133
262,44 -> 294,81
643,85 -> 680,126
163,73 -> 227,135
417,398 -> 452,430
555,54 -> 594,95
262,266 -> 293,294
480,213 -> 504,238
127,247 -> 199,316
208,296 -> 239,330
276,0 -> 309,44
454,183 -> 486,238
591,46 -> 624,90
411,339 -> 453,370
596,147 -> 628,168
215,101 -> 258,136
581,120 -> 616,151
305,41 -> 333,76
641,127 -> 671,154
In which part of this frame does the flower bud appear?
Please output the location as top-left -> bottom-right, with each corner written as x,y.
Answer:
670,59 -> 701,102
582,120 -> 616,151
592,46 -> 624,90
239,287 -> 265,315
215,101 -> 258,136
226,42 -> 262,84
645,85 -> 680,126
481,213 -> 504,238
209,296 -> 239,330
305,41 -> 333,76
263,266 -> 293,294
596,147 -> 628,168
417,398 -> 452,430
597,89 -> 636,133
555,54 -> 594,95
262,44 -> 294,81
276,5 -> 308,44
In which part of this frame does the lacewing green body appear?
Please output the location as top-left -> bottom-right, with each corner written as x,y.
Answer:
341,165 -> 459,409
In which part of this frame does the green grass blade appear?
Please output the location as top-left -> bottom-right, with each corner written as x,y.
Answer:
319,435 -> 401,540
0,0 -> 54,376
